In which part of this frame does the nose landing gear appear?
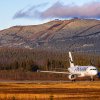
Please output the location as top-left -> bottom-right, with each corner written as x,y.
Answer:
90,76 -> 94,81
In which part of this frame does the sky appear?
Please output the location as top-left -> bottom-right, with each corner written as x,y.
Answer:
0,0 -> 100,30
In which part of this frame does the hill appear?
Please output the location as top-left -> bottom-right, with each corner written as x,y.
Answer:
0,18 -> 100,53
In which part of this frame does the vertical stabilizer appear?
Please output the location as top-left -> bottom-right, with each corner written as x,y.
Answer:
69,52 -> 74,67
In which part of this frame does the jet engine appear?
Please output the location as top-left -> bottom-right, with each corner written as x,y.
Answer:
68,74 -> 77,80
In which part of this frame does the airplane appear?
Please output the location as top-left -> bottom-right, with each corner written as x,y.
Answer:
40,51 -> 98,81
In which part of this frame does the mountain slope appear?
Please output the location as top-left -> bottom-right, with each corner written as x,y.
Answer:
0,19 -> 100,53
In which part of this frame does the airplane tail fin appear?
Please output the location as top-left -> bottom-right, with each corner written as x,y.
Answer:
69,51 -> 74,67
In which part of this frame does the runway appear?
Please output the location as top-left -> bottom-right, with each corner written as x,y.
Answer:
0,80 -> 99,83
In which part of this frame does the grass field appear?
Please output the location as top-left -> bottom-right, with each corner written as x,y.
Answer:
0,81 -> 100,100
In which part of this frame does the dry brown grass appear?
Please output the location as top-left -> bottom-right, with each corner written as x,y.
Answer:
0,82 -> 100,100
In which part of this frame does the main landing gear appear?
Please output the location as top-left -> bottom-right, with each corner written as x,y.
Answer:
71,79 -> 76,82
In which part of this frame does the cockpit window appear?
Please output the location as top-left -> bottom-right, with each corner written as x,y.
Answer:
90,69 -> 96,70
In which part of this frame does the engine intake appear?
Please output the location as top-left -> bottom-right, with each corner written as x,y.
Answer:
68,74 -> 77,80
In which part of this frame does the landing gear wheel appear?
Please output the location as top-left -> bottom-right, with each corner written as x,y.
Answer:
71,79 -> 76,82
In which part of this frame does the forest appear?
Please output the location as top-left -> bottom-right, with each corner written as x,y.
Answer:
0,47 -> 100,71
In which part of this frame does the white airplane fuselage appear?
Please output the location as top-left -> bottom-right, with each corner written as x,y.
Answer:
68,66 -> 98,78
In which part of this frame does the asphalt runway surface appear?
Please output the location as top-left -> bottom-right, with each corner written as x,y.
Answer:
0,80 -> 99,83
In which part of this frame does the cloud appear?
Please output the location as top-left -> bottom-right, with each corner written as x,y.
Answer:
13,2 -> 48,19
40,1 -> 100,19
13,1 -> 100,20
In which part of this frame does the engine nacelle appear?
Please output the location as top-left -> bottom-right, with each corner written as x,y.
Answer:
68,74 -> 77,80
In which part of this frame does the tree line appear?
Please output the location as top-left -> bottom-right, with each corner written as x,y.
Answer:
0,47 -> 100,72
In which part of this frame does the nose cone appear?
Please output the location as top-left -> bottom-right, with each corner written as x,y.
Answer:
92,70 -> 98,76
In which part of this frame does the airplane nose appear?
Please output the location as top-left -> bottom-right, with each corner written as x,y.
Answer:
92,70 -> 98,76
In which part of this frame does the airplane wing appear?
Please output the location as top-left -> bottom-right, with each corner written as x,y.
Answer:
39,70 -> 69,74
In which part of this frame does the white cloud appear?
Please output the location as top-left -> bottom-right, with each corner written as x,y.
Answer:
13,1 -> 100,20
